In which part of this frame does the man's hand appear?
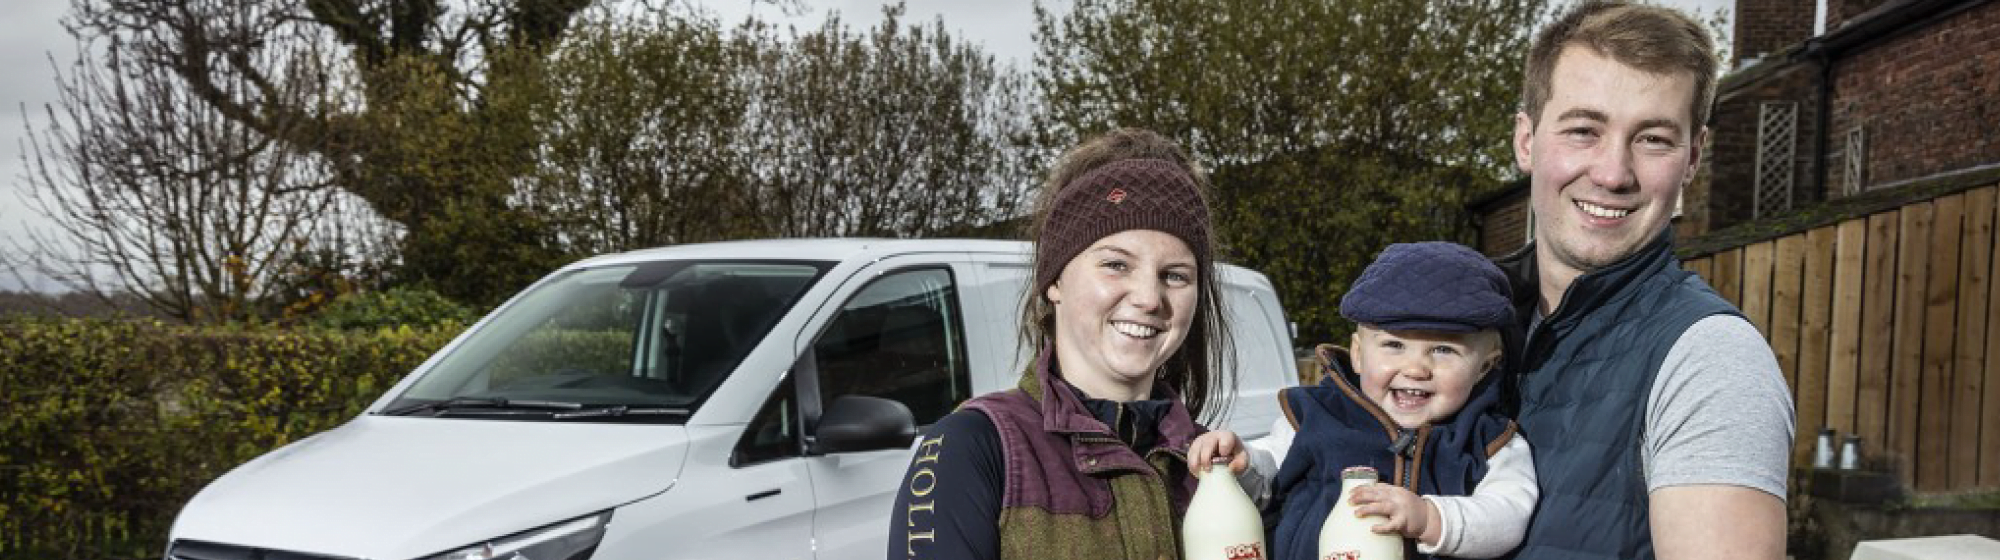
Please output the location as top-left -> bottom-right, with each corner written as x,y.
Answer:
1350,483 -> 1442,546
1186,430 -> 1249,475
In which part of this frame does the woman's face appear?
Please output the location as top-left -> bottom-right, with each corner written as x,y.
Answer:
1044,230 -> 1199,401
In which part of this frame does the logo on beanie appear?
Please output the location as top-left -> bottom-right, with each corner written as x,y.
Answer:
1106,187 -> 1128,204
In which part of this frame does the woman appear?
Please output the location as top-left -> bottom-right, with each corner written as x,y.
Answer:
889,128 -> 1236,560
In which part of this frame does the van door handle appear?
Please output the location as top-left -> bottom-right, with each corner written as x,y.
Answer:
746,489 -> 781,501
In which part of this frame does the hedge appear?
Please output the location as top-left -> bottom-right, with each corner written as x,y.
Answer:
0,318 -> 461,560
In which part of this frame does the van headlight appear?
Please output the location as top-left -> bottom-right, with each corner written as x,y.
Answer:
420,511 -> 610,560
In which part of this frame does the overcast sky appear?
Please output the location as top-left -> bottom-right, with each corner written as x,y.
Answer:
0,0 -> 1731,291
2,0 -> 79,291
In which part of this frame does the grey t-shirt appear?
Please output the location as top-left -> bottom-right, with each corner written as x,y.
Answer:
1642,314 -> 1795,498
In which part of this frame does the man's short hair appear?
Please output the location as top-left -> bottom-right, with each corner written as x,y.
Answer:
1521,1 -> 1719,129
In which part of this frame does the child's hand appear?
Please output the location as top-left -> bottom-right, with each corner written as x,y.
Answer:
1186,430 -> 1249,476
1349,483 -> 1441,545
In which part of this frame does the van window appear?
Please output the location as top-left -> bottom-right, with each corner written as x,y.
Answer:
733,374 -> 799,466
385,260 -> 828,421
811,268 -> 970,426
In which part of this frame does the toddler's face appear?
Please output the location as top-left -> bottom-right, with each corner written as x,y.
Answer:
1349,326 -> 1501,430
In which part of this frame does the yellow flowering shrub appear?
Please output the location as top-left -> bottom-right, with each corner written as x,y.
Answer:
0,319 -> 461,559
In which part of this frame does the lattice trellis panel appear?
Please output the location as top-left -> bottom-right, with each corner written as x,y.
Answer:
1754,102 -> 1798,218
1845,126 -> 1867,195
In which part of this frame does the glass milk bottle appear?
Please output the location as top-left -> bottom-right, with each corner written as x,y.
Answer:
1183,458 -> 1266,560
1317,466 -> 1404,560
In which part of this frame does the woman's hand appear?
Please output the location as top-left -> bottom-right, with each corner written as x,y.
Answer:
1186,430 -> 1249,475
1350,483 -> 1441,546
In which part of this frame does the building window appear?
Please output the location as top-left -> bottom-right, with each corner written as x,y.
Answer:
1844,126 -> 1867,195
1754,102 -> 1798,218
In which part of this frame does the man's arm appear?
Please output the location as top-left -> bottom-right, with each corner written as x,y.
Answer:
1645,315 -> 1794,560
1651,485 -> 1787,560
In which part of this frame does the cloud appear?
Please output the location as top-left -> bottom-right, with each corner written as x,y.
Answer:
705,0 -> 1044,66
0,0 -> 79,292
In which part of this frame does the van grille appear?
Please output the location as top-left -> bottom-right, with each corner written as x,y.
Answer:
168,540 -> 359,560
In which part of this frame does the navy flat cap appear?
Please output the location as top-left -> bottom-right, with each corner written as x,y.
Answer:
1339,241 -> 1513,332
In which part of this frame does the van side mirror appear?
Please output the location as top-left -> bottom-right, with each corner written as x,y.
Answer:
811,395 -> 916,455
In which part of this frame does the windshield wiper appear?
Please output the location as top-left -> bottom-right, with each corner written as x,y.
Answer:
380,397 -> 587,417
551,405 -> 691,420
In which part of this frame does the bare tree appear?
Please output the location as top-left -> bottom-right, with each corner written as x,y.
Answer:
1035,0 -> 1551,340
24,0 -> 1035,320
521,4 -> 1036,250
16,21 -> 364,322
741,6 -> 1037,238
55,0 -> 598,305
517,7 -> 760,254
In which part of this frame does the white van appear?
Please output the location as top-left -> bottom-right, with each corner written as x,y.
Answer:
166,238 -> 1295,560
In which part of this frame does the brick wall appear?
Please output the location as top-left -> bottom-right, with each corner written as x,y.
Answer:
1827,0 -> 1892,32
1476,192 -> 1530,257
1829,0 -> 2000,193
1683,155 -> 1716,238
1736,0 -> 1818,63
1705,60 -> 1826,233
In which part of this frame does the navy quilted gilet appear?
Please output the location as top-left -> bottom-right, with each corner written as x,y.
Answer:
1266,347 -> 1515,560
1498,231 -> 1740,560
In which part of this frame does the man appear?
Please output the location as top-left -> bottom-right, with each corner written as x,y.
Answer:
1498,2 -> 1794,559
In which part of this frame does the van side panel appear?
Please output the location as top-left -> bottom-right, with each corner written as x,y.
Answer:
595,425 -> 815,560
1214,278 -> 1294,439
960,256 -> 1035,394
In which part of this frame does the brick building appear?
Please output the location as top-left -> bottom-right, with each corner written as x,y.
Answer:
1473,0 -> 2000,255
1710,0 -> 2000,231
1470,178 -> 1531,257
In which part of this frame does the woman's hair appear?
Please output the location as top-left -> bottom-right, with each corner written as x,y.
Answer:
1019,128 -> 1236,422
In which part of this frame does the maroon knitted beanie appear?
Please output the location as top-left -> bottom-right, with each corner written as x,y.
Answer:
1034,158 -> 1212,297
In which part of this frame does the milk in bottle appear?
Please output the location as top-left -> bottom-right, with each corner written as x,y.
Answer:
1182,458 -> 1265,560
1316,466 -> 1405,560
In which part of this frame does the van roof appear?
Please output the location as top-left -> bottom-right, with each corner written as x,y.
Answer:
562,237 -> 1275,293
566,238 -> 1030,269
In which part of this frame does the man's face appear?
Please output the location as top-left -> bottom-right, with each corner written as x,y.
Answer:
1514,45 -> 1705,278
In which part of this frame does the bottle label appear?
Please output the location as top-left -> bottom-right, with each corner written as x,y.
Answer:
1223,543 -> 1265,560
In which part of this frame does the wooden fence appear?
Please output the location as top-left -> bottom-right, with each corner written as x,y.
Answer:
1682,184 -> 2000,493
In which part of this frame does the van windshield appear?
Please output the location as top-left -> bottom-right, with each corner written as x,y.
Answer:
383,260 -> 830,422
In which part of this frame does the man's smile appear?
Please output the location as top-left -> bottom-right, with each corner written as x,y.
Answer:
1575,199 -> 1633,220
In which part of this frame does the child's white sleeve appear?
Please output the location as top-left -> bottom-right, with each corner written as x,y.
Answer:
1236,415 -> 1296,506
1414,434 -> 1538,558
